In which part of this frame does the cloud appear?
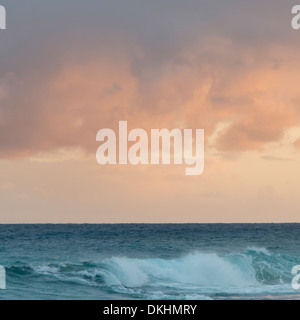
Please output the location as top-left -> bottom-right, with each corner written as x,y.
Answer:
0,0 -> 300,159
261,156 -> 292,162
294,139 -> 300,148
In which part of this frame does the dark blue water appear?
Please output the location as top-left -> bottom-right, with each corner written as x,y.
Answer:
0,224 -> 300,300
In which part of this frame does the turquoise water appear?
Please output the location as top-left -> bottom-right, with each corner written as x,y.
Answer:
0,224 -> 300,300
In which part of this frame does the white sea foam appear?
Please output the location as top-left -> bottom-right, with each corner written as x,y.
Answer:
28,248 -> 296,299
99,252 -> 258,288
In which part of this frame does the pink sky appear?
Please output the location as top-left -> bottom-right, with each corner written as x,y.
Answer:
0,0 -> 300,222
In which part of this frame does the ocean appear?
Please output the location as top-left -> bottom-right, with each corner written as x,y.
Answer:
0,224 -> 299,300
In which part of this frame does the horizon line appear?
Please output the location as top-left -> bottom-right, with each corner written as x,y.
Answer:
0,222 -> 300,225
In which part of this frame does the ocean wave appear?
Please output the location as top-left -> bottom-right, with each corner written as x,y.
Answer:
5,247 -> 298,299
99,253 -> 257,288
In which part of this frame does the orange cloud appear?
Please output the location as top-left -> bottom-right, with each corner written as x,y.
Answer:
1,18 -> 300,159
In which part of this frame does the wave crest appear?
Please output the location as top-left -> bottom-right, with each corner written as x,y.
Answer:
5,247 -> 297,299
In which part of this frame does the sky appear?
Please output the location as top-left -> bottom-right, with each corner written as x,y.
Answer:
0,0 -> 300,223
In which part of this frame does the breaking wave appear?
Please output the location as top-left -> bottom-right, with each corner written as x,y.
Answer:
6,247 -> 297,300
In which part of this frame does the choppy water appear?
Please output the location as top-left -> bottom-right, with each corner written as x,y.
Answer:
0,224 -> 300,300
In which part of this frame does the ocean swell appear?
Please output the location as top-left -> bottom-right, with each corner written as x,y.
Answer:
5,248 -> 297,299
